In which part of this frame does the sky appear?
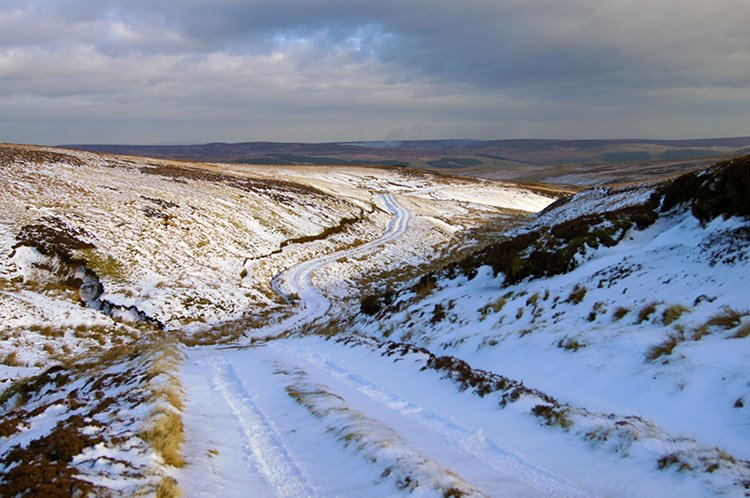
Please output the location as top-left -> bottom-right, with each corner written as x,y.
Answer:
1,0 -> 749,145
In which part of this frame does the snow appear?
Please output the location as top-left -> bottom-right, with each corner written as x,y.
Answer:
180,183 -> 748,496
2,143 -> 748,496
353,197 -> 750,494
0,348 -> 172,496
404,182 -> 554,213
180,337 -> 708,497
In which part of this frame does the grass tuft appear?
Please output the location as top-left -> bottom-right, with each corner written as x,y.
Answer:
156,477 -> 183,498
140,340 -> 186,498
612,307 -> 629,321
731,322 -> 750,339
657,453 -> 693,472
662,304 -> 690,325
691,307 -> 750,341
705,307 -> 748,330
566,285 -> 587,304
2,351 -> 24,367
557,337 -> 585,352
532,404 -> 573,429
444,488 -> 466,498
526,293 -> 540,306
142,409 -> 184,468
479,296 -> 507,316
431,304 -> 447,324
412,274 -> 437,298
645,330 -> 685,362
692,324 -> 710,341
637,301 -> 661,324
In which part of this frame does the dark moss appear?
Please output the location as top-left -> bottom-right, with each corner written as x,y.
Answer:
453,198 -> 659,287
279,214 -> 361,249
360,294 -> 382,316
660,172 -> 702,213
420,353 -> 556,405
692,156 -> 750,222
431,304 -> 446,324
0,416 -> 104,497
0,366 -> 70,406
0,146 -> 86,167
139,162 -> 333,204
12,217 -> 95,259
656,154 -> 750,222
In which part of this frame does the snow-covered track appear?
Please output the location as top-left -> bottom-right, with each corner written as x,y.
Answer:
274,340 -> 592,498
207,352 -> 316,498
182,192 -> 592,496
259,193 -> 410,337
182,337 -> 602,497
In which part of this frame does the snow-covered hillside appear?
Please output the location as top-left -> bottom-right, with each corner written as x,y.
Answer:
0,144 -> 550,361
1,144 -> 748,497
0,144 -> 560,496
351,156 -> 750,495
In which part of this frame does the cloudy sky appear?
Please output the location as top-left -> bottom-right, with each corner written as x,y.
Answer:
2,0 -> 749,145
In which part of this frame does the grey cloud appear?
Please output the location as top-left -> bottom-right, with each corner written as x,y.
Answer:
1,0 -> 749,144
5,0 -> 749,86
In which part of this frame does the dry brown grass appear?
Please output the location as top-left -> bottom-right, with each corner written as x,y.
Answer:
93,344 -> 137,364
532,404 -> 573,429
526,293 -> 540,307
566,285 -> 587,304
2,351 -> 24,367
31,324 -> 64,338
645,330 -> 686,362
662,304 -> 690,325
314,320 -> 346,338
141,409 -> 184,468
731,322 -> 750,339
138,341 -> 186,496
156,477 -> 182,498
151,384 -> 185,413
181,312 -> 272,346
145,342 -> 184,377
692,324 -> 711,341
182,326 -> 242,346
705,307 -> 747,330
692,307 -> 749,341
637,301 -> 662,324
479,296 -> 507,316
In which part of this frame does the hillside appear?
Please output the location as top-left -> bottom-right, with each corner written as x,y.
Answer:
1,144 -> 749,497
348,155 -> 750,495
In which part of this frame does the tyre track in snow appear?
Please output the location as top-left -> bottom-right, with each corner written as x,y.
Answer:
232,192 -> 590,495
183,193 -> 411,496
206,352 -> 316,498
265,193 -> 410,336
275,342 -> 594,498
188,192 -> 594,496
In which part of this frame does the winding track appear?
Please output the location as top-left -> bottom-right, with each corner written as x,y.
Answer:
182,192 -> 592,497
266,192 -> 410,335
181,192 -> 415,497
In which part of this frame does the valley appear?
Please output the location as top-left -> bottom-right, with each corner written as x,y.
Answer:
1,143 -> 749,497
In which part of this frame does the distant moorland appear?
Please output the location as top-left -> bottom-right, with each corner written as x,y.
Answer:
63,136 -> 750,186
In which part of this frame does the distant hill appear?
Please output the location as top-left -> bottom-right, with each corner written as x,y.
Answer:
61,137 -> 750,186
